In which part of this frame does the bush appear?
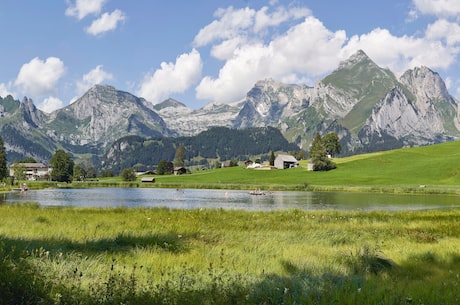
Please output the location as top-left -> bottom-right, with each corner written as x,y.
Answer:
121,168 -> 137,181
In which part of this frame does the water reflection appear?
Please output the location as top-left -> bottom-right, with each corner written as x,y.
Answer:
1,188 -> 459,211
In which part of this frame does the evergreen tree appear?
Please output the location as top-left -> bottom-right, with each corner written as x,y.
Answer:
49,149 -> 74,182
309,133 -> 336,171
269,151 -> 275,166
0,136 -> 7,181
173,144 -> 186,167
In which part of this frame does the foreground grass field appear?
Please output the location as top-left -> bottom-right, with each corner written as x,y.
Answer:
1,204 -> 460,304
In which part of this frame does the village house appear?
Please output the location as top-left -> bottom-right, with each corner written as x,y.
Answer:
174,166 -> 187,175
9,163 -> 50,180
274,154 -> 299,169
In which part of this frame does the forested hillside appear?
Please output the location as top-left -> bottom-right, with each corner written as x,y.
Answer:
101,127 -> 300,173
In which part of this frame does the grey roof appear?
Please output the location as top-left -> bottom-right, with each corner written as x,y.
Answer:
276,154 -> 298,162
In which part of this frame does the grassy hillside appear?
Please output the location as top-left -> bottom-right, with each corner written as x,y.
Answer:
149,140 -> 460,193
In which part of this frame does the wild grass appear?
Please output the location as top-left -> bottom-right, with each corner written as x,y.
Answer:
1,204 -> 460,304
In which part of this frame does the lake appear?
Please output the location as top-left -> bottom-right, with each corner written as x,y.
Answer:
1,188 -> 459,211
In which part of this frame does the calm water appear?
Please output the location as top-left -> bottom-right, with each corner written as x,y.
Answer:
1,188 -> 459,211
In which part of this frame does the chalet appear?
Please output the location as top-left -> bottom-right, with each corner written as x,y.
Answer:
174,167 -> 187,175
274,154 -> 299,169
9,163 -> 50,180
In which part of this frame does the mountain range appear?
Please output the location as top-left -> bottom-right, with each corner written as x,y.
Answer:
0,50 -> 458,170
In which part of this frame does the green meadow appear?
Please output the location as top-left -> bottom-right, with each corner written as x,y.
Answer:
1,205 -> 460,304
148,140 -> 460,193
1,141 -> 460,304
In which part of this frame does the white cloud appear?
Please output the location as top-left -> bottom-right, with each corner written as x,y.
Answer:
65,0 -> 107,20
14,57 -> 65,97
196,16 -> 346,103
137,49 -> 202,104
38,96 -> 64,113
426,19 -> 460,45
342,27 -> 458,74
0,82 -> 14,98
77,65 -> 113,95
412,0 -> 460,18
194,7 -> 255,47
86,9 -> 126,36
254,5 -> 310,33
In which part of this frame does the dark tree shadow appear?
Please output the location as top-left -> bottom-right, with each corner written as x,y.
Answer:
0,232 -> 188,258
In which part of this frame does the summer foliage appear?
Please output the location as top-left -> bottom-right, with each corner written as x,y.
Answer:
309,132 -> 337,171
49,149 -> 74,182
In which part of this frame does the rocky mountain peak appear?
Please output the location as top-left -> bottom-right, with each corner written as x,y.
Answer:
337,49 -> 374,70
19,96 -> 44,128
153,98 -> 187,111
399,66 -> 451,101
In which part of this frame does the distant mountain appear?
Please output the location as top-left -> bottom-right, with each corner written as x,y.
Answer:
154,99 -> 241,136
231,50 -> 459,153
44,85 -> 172,147
1,49 -> 459,168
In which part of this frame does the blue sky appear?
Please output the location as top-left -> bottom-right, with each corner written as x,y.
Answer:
1,0 -> 460,112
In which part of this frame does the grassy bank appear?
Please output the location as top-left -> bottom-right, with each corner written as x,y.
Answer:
1,204 -> 460,304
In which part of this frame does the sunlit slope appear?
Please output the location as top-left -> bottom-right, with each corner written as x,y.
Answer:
154,141 -> 460,188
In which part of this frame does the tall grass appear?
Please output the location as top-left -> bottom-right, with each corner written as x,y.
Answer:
1,204 -> 460,304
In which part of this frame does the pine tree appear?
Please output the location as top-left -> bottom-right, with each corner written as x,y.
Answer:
0,136 -> 8,181
269,151 -> 275,166
173,144 -> 186,167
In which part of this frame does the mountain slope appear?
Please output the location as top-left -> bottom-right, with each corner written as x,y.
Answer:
101,126 -> 299,174
154,99 -> 240,136
232,50 -> 459,153
45,85 -> 171,147
1,49 -> 459,167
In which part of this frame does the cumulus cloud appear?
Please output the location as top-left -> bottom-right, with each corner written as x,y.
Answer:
193,1 -> 460,103
38,96 -> 64,113
425,19 -> 460,45
193,5 -> 309,48
196,16 -> 346,103
65,0 -> 107,20
77,65 -> 113,95
86,9 -> 126,35
194,7 -> 255,47
254,5 -> 310,32
137,49 -> 202,104
0,82 -> 14,98
14,57 -> 65,97
342,27 -> 458,75
412,0 -> 460,19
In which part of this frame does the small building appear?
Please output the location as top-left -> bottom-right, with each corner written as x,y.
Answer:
274,154 -> 299,169
174,167 -> 187,175
141,177 -> 155,183
9,163 -> 50,180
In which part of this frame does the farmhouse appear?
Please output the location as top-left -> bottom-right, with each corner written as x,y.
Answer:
9,163 -> 50,180
174,166 -> 187,175
274,154 -> 299,169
